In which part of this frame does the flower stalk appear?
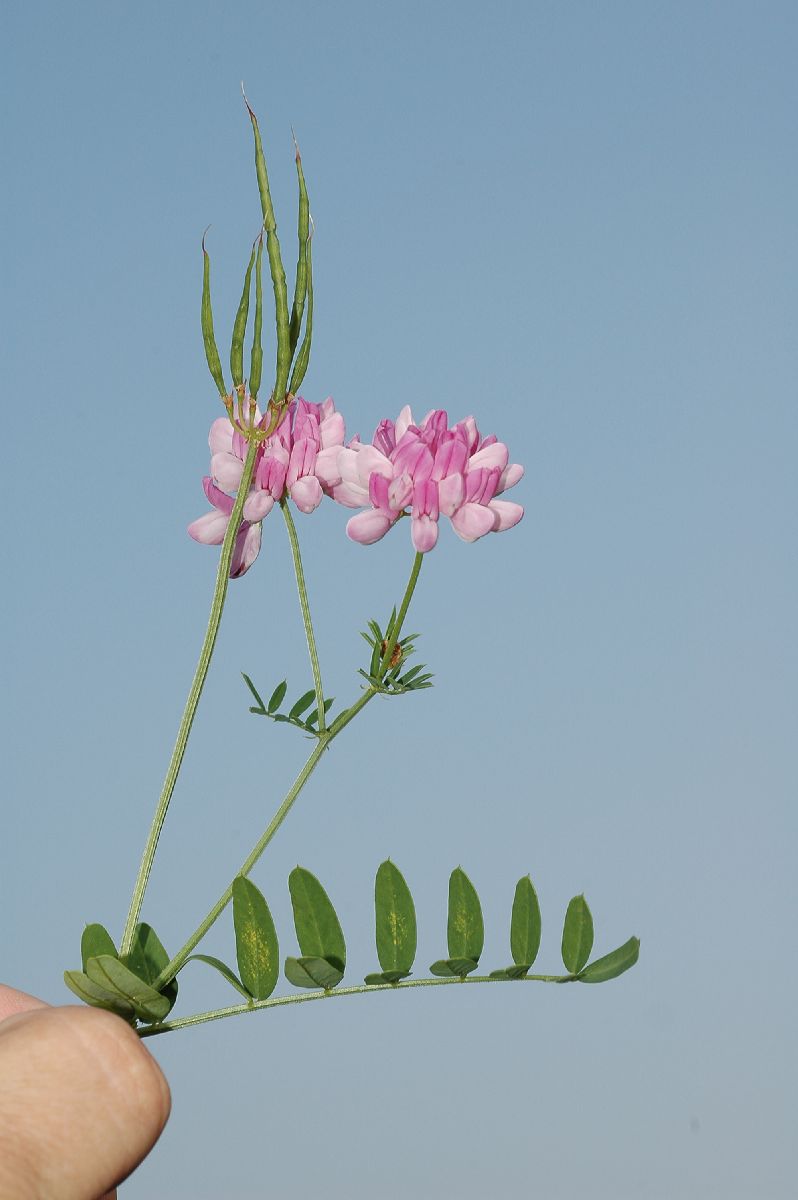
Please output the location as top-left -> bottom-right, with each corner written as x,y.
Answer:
120,436 -> 260,956
280,498 -> 326,732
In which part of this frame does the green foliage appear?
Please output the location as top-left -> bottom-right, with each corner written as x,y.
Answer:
80,923 -> 117,971
289,867 -> 346,962
84,956 -> 172,1023
365,860 -> 417,984
430,957 -> 479,977
285,867 -> 346,991
358,612 -> 433,696
510,876 -> 542,968
448,868 -> 484,961
561,895 -> 594,975
284,956 -> 344,990
577,936 -> 640,983
63,970 -> 137,1020
233,877 -> 280,1001
243,673 -> 334,736
70,922 -> 177,1022
185,954 -> 252,1000
123,922 -> 178,1014
67,867 -> 638,1021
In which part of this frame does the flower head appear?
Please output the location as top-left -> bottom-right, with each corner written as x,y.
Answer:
188,396 -> 346,576
335,406 -> 523,552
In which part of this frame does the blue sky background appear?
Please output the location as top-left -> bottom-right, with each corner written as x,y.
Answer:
2,2 -> 796,1196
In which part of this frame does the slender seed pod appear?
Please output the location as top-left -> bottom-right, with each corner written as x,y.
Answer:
288,132 -> 310,358
201,231 -> 227,399
230,240 -> 257,389
242,89 -> 291,405
289,217 -> 314,396
249,233 -> 265,400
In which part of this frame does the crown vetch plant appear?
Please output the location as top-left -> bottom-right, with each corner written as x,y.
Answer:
64,94 -> 639,1037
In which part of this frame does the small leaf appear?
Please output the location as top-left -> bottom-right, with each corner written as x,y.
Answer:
578,937 -> 640,983
375,860 -> 417,974
429,957 -> 479,978
81,924 -> 117,972
510,876 -> 542,967
124,923 -> 178,1013
242,673 -> 267,712
490,964 -> 531,980
267,680 -> 287,713
232,877 -> 280,1001
288,689 -> 316,721
561,895 -> 594,974
447,868 -> 484,962
85,956 -> 171,1022
185,954 -> 252,1000
289,867 -> 346,967
364,969 -> 411,985
63,970 -> 135,1019
284,955 -> 344,990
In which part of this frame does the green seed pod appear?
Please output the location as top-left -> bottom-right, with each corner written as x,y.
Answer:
289,132 -> 310,358
289,218 -> 314,396
249,233 -> 265,401
230,240 -> 257,390
243,90 -> 290,404
201,231 -> 227,399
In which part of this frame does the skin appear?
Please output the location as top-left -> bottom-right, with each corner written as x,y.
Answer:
0,985 -> 170,1200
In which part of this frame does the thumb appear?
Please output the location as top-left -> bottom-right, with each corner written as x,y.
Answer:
0,1002 -> 171,1199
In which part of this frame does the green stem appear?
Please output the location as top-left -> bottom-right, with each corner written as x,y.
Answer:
280,499 -> 325,732
120,438 -> 260,957
379,551 -> 424,675
140,972 -> 577,1038
152,550 -> 425,986
153,733 -> 330,989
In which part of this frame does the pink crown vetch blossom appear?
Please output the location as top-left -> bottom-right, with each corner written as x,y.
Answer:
333,406 -> 523,553
188,396 -> 345,577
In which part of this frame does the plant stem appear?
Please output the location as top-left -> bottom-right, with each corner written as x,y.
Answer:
120,438 -> 260,957
140,972 -> 577,1037
280,499 -> 325,732
152,549 -> 426,986
379,551 -> 423,675
153,733 -> 330,989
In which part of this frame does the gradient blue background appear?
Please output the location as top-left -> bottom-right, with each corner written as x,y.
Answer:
2,2 -> 796,1196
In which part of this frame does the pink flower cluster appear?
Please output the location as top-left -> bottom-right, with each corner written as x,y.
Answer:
334,406 -> 524,552
189,399 -> 523,575
188,397 -> 345,576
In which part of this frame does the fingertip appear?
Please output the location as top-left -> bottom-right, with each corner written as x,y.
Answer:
0,1005 -> 171,1198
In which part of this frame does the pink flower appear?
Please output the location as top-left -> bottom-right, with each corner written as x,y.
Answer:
188,396 -> 346,576
336,406 -> 523,552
